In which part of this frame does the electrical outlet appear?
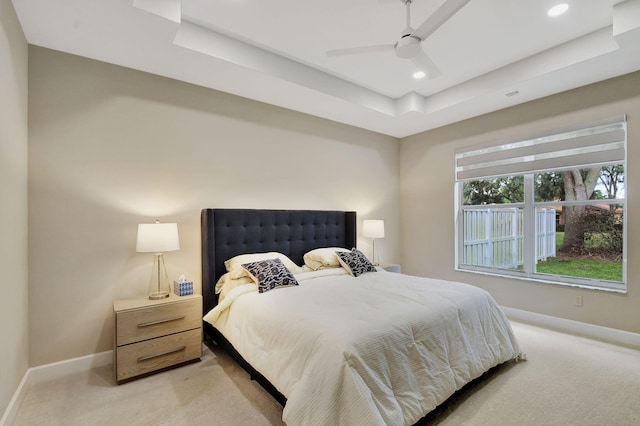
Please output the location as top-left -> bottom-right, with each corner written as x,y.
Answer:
574,295 -> 583,307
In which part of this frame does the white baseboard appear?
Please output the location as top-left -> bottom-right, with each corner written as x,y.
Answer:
0,350 -> 112,426
27,350 -> 112,385
502,306 -> 640,349
0,370 -> 29,426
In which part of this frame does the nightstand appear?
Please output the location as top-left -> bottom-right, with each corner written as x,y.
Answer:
379,263 -> 401,273
113,294 -> 202,384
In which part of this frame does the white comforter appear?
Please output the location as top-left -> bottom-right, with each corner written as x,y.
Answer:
204,269 -> 521,426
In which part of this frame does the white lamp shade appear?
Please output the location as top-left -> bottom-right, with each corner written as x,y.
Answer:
136,222 -> 180,253
362,220 -> 385,239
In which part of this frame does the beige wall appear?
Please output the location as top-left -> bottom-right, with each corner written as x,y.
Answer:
0,0 -> 29,415
28,46 -> 400,366
401,71 -> 640,334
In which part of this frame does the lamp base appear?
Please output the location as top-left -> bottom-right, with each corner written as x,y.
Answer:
148,291 -> 170,300
372,239 -> 380,266
148,252 -> 172,300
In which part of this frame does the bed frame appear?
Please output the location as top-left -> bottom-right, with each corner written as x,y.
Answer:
200,208 -> 357,404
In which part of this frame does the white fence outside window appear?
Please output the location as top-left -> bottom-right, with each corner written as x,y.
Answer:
463,208 -> 556,269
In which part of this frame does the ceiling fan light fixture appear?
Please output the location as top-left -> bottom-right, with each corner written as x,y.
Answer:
395,36 -> 422,59
413,71 -> 426,80
547,3 -> 569,17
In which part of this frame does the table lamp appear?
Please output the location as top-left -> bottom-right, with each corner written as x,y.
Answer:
362,219 -> 385,265
136,220 -> 180,299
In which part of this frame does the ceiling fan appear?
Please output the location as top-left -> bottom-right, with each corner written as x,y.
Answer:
326,0 -> 470,79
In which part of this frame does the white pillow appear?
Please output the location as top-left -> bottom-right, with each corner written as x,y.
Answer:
217,275 -> 256,303
303,247 -> 351,270
225,252 -> 303,279
215,272 -> 255,295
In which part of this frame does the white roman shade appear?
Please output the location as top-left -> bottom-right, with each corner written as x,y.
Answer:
455,115 -> 626,181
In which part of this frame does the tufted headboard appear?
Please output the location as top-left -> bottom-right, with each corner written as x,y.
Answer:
201,208 -> 357,315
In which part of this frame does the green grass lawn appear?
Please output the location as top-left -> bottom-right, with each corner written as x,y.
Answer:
537,232 -> 623,282
536,257 -> 622,282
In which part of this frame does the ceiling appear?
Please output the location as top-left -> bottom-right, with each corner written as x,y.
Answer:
12,0 -> 640,137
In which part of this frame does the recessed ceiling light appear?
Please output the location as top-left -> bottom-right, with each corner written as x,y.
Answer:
547,3 -> 569,17
413,71 -> 426,80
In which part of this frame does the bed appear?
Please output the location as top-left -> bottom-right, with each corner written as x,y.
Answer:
201,208 -> 522,425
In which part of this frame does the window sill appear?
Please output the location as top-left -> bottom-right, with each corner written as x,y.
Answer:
455,266 -> 627,294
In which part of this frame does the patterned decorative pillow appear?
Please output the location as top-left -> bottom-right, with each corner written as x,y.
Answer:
336,249 -> 377,277
225,252 -> 301,279
241,258 -> 299,293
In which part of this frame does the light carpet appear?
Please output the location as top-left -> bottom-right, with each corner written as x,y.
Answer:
10,321 -> 640,425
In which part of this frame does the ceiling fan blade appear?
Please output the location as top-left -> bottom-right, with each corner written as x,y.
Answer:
412,0 -> 470,41
410,51 -> 441,79
326,44 -> 394,57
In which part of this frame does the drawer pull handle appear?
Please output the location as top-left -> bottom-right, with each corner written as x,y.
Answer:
137,346 -> 186,362
137,315 -> 185,328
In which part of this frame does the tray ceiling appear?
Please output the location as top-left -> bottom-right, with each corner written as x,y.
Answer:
12,0 -> 640,137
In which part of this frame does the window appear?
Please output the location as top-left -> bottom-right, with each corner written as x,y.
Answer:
455,117 -> 626,292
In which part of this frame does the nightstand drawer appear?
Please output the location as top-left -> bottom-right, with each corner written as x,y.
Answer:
116,328 -> 202,382
115,297 -> 201,346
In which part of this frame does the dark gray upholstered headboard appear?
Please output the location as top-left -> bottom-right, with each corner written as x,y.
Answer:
201,209 -> 357,314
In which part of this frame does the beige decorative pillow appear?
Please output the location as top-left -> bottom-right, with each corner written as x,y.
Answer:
303,247 -> 351,270
215,272 -> 255,294
216,274 -> 256,303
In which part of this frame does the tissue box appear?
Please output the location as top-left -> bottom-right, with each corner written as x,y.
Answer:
173,280 -> 193,296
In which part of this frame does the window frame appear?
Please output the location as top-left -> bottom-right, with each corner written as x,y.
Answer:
454,119 -> 627,293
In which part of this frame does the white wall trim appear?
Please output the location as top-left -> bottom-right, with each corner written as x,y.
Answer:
27,350 -> 112,385
0,370 -> 29,426
0,351 -> 112,425
502,306 -> 640,349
